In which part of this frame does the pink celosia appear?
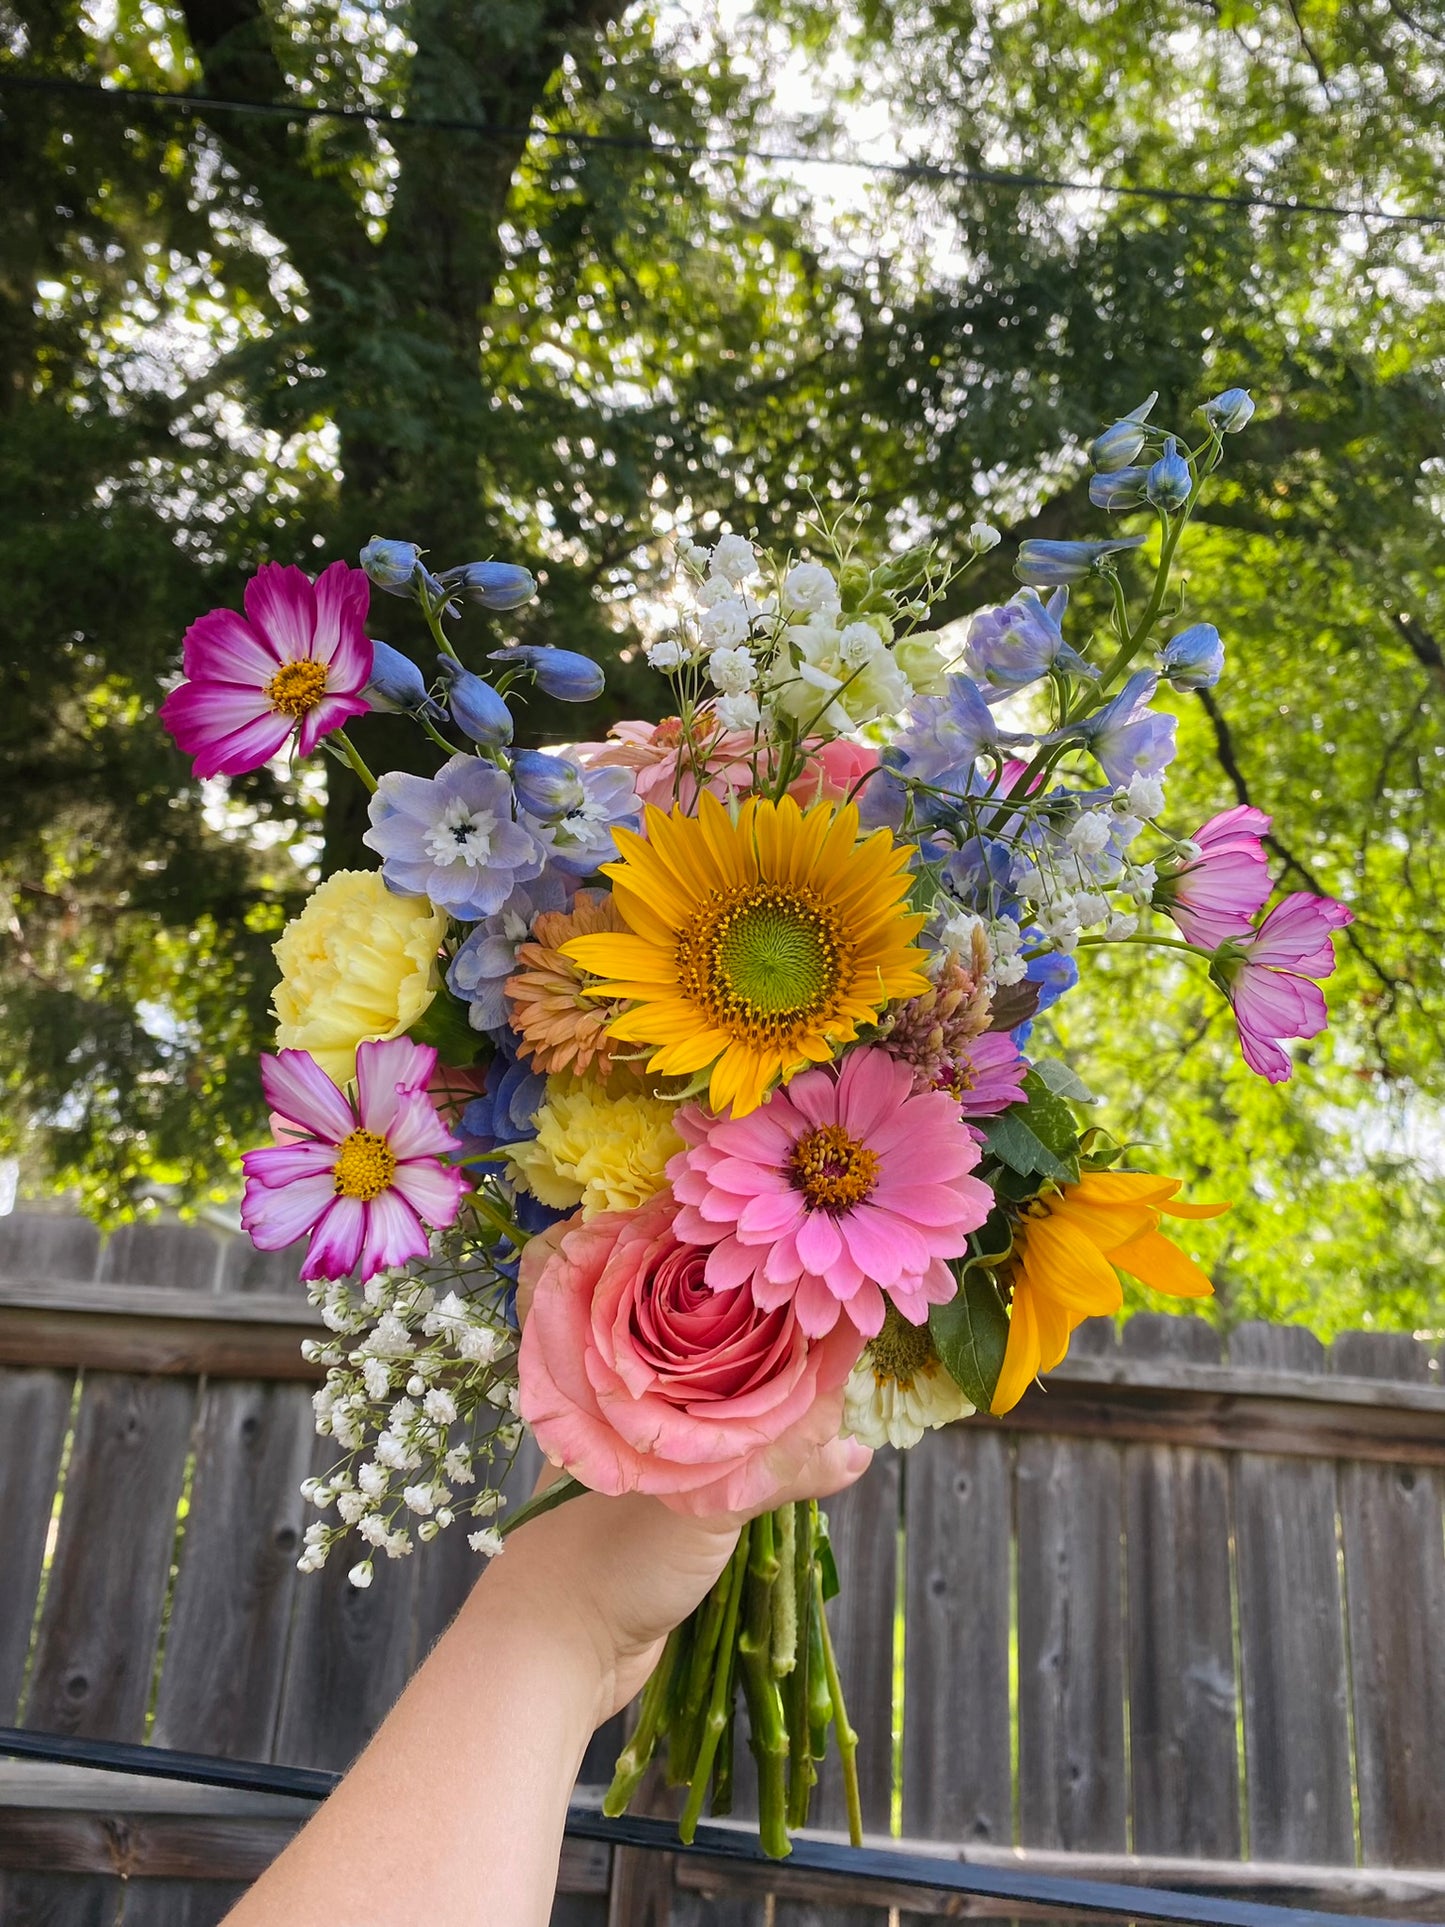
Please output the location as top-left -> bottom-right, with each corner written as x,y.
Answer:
241,1037 -> 465,1283
160,561 -> 373,778
1215,892 -> 1354,1083
1156,805 -> 1273,949
669,1047 -> 994,1339
516,1197 -> 867,1515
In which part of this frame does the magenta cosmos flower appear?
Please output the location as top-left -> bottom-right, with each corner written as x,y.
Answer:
1215,892 -> 1353,1083
161,561 -> 373,777
1155,805 -> 1272,949
669,1047 -> 994,1339
947,1032 -> 1029,1116
241,1037 -> 465,1283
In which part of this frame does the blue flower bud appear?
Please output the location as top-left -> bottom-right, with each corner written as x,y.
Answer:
364,639 -> 443,718
437,561 -> 538,611
359,537 -> 422,596
1203,387 -> 1255,433
1089,392 -> 1158,471
1014,536 -> 1146,587
1160,622 -> 1224,691
1088,465 -> 1151,512
488,645 -> 605,702
436,657 -> 513,746
511,748 -> 585,821
1146,437 -> 1192,512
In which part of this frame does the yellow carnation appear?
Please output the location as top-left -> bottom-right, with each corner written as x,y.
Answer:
272,869 -> 448,1087
507,1074 -> 684,1218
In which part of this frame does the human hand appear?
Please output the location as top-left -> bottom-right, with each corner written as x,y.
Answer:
481,1436 -> 870,1727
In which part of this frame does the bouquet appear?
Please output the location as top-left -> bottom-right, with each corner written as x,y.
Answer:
159,382 -> 1350,1857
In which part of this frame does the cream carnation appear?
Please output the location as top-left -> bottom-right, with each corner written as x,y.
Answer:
271,869 -> 447,1087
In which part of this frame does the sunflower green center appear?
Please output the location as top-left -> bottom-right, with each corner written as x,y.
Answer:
676,881 -> 848,1046
332,1128 -> 396,1200
266,659 -> 328,718
865,1304 -> 940,1389
789,1122 -> 880,1213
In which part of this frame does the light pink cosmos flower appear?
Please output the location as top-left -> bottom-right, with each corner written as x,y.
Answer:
948,1032 -> 1030,1116
1156,805 -> 1273,949
668,1047 -> 994,1340
161,561 -> 373,778
1215,892 -> 1354,1084
573,714 -> 757,810
241,1037 -> 465,1284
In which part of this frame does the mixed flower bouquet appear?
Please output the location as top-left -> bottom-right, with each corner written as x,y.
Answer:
160,383 -> 1350,1857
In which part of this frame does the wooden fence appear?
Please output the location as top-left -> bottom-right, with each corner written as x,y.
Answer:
1,1209 -> 1443,1925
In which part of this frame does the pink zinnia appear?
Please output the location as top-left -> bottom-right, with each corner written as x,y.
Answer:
241,1037 -> 465,1283
1156,805 -> 1272,949
947,1032 -> 1029,1115
1215,892 -> 1354,1084
669,1047 -> 994,1339
161,561 -> 373,778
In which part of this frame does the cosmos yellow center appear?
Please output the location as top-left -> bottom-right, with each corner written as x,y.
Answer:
864,1305 -> 939,1390
676,882 -> 848,1045
266,659 -> 328,718
332,1129 -> 396,1200
789,1122 -> 879,1213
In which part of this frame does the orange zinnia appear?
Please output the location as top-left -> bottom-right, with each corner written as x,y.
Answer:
992,1171 -> 1228,1415
506,890 -> 635,1082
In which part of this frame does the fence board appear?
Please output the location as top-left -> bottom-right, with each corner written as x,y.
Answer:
22,1371 -> 195,1742
0,1872 -> 120,1927
0,1367 -> 75,1722
1229,1322 -> 1354,1865
1120,1316 -> 1239,1859
1016,1435 -> 1125,1853
117,1882 -> 249,1927
1335,1330 -> 1445,1869
150,1381 -> 316,1761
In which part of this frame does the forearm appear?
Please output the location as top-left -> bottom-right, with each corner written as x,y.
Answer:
224,1561 -> 603,1927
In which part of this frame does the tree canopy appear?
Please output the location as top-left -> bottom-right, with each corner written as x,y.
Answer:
3,0 -> 1443,1333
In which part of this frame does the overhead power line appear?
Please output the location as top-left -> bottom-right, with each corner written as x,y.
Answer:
2,70 -> 1440,231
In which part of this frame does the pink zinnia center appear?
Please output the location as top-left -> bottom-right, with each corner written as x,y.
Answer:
788,1123 -> 880,1213
331,1128 -> 396,1200
266,658 -> 329,718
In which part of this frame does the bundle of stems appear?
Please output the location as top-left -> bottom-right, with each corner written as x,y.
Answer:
602,1500 -> 860,1859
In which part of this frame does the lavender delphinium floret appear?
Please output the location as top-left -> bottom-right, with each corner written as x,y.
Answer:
531,763 -> 641,877
364,753 -> 546,918
963,587 -> 1097,699
447,873 -> 572,1032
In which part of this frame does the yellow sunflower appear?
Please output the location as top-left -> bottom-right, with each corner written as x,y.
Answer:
992,1170 -> 1228,1416
560,790 -> 929,1116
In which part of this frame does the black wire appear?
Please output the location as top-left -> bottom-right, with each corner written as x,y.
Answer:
0,1726 -> 1430,1927
2,71 -> 1440,231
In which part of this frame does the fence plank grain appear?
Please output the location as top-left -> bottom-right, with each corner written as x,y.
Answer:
1229,1322 -> 1354,1865
1121,1316 -> 1239,1859
0,1872 -> 121,1927
1016,1435 -> 1126,1853
0,1367 -> 75,1722
150,1381 -> 317,1761
1335,1330 -> 1445,1869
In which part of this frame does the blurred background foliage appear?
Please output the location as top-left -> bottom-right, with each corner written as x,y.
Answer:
2,0 -> 1442,1334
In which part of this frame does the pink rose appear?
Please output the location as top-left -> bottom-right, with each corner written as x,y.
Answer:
517,1195 -> 865,1515
788,738 -> 880,807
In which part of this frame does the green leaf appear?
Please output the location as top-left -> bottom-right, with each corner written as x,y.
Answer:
1032,1058 -> 1097,1105
408,988 -> 485,1068
1020,1069 -> 1083,1164
813,1512 -> 841,1600
978,1109 -> 1075,1183
930,1269 -> 1011,1411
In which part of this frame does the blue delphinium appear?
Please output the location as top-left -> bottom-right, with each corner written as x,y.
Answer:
438,561 -> 537,611
1069,671 -> 1178,787
489,645 -> 605,702
1015,536 -> 1146,587
891,675 -> 1031,794
461,1044 -> 546,1147
364,640 -> 442,717
511,749 -> 585,821
363,753 -> 546,918
447,873 -> 572,1033
1161,623 -> 1224,691
360,537 -> 421,594
436,658 -> 513,747
532,764 -> 641,877
963,588 -> 1097,700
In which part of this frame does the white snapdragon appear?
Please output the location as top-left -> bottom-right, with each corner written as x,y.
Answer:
708,533 -> 758,584
708,646 -> 756,695
782,561 -> 840,615
715,691 -> 761,731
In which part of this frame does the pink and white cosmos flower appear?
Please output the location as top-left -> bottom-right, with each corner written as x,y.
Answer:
160,561 -> 373,778
1216,892 -> 1354,1084
668,1047 -> 994,1340
1156,805 -> 1273,949
241,1037 -> 465,1284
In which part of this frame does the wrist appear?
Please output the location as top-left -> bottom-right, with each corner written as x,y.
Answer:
462,1539 -> 617,1736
